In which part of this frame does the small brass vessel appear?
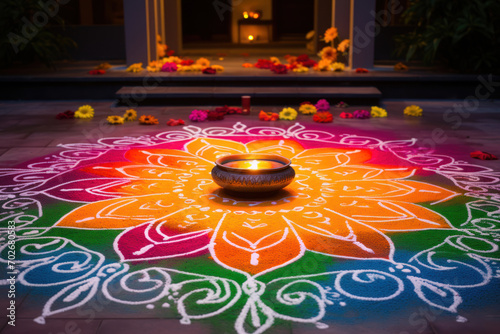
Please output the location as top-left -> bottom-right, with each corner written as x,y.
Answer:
211,154 -> 295,194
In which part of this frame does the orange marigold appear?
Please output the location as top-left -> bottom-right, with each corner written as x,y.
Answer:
138,115 -> 159,125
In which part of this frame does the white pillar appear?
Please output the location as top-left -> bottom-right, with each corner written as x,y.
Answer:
124,0 -> 158,65
349,0 -> 376,69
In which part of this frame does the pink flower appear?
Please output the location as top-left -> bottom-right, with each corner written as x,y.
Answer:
161,62 -> 178,72
315,99 -> 330,111
353,110 -> 371,119
189,109 -> 208,122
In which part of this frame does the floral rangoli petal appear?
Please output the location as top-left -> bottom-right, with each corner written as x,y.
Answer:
116,221 -> 211,261
331,198 -> 451,231
246,139 -> 304,159
56,194 -> 187,229
125,148 -> 209,169
285,210 -> 392,260
329,165 -> 417,181
185,138 -> 247,162
210,213 -> 304,276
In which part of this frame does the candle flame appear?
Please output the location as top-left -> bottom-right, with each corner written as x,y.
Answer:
248,160 -> 259,170
248,35 -> 254,41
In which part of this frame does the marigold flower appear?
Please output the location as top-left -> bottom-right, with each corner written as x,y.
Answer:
371,106 -> 388,118
138,115 -> 159,125
270,56 -> 281,64
242,63 -> 254,68
404,105 -> 423,117
126,63 -> 143,73
299,104 -> 317,115
313,111 -> 333,123
259,110 -> 279,121
107,115 -> 124,125
123,109 -> 137,121
211,65 -> 224,72
315,59 -> 332,71
324,27 -> 338,43
279,107 -> 298,120
292,65 -> 309,73
337,39 -> 350,53
196,57 -> 210,68
394,62 -> 408,71
331,62 -> 345,72
319,46 -> 337,62
95,62 -> 112,70
74,105 -> 94,119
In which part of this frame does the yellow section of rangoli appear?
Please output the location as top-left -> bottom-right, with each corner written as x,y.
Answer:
56,138 -> 456,276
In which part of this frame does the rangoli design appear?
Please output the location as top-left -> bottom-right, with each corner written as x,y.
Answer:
1,123 -> 499,333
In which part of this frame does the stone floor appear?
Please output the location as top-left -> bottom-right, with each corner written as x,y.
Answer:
0,99 -> 499,334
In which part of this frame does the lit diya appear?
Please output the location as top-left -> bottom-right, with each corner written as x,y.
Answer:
211,154 -> 295,194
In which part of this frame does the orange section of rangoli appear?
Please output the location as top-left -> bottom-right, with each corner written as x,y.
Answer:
56,138 -> 457,276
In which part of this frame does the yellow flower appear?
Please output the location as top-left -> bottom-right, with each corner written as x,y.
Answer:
74,105 -> 94,119
270,56 -> 281,64
139,115 -> 159,125
319,46 -> 337,62
331,62 -> 345,72
162,56 -> 182,64
293,65 -> 309,73
324,27 -> 338,43
315,59 -> 331,72
191,64 -> 203,71
404,105 -> 423,117
337,39 -> 350,53
126,63 -> 143,73
123,109 -> 137,121
299,104 -> 317,115
394,62 -> 408,71
196,57 -> 210,68
371,106 -> 387,118
279,107 -> 298,120
147,61 -> 161,72
212,65 -> 224,72
107,115 -> 124,125
96,62 -> 112,70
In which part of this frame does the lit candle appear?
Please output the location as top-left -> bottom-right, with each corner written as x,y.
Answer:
248,35 -> 254,41
241,95 -> 251,115
222,159 -> 284,170
243,11 -> 249,19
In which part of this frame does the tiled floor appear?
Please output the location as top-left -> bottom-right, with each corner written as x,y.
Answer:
0,99 -> 499,333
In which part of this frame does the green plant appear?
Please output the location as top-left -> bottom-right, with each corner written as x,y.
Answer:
0,0 -> 76,69
395,0 -> 500,73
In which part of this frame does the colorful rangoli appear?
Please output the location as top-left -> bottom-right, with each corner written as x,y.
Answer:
1,123 -> 499,333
